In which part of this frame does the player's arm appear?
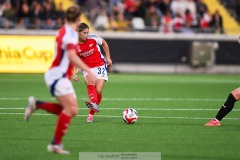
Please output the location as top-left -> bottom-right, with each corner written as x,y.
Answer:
102,39 -> 113,66
67,48 -> 96,84
72,66 -> 79,82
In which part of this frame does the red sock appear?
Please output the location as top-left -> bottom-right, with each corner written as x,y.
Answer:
97,93 -> 102,105
89,93 -> 102,115
89,108 -> 96,115
87,85 -> 98,103
36,101 -> 62,115
53,112 -> 72,145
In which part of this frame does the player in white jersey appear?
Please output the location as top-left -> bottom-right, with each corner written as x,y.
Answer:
73,23 -> 112,122
24,5 -> 97,154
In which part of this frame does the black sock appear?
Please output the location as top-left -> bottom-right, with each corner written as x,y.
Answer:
215,93 -> 237,121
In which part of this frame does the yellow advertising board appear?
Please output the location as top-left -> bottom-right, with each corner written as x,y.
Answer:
0,35 -> 55,73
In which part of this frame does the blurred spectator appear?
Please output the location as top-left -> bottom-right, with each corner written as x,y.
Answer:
108,13 -> 118,31
172,12 -> 184,32
42,1 -> 56,21
131,0 -> 145,19
199,10 -> 212,33
0,3 -> 4,27
54,16 -> 64,29
38,1 -> 56,29
41,17 -> 55,29
196,0 -> 208,17
124,0 -> 136,20
145,5 -> 161,31
0,3 -> 3,17
210,10 -> 224,34
85,0 -> 102,24
115,12 -> 129,31
184,9 -> 193,27
54,2 -> 65,29
2,1 -> 16,28
160,9 -> 173,33
28,1 -> 44,29
111,0 -> 125,15
55,2 -> 65,22
18,2 -> 30,28
170,0 -> 185,17
158,0 -> 171,15
184,0 -> 197,25
93,8 -> 109,31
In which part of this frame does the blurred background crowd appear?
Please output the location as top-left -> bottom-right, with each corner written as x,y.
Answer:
0,0 -> 240,34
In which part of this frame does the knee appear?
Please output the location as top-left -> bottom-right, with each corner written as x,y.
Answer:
64,103 -> 78,116
96,90 -> 102,95
70,107 -> 78,116
71,101 -> 78,116
231,88 -> 240,100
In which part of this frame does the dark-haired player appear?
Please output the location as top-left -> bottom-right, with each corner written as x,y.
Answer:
73,23 -> 112,122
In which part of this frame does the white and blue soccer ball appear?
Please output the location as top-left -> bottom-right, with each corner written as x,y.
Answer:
122,108 -> 138,124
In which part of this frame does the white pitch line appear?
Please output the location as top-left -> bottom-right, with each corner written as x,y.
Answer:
0,112 -> 239,120
0,97 -> 225,101
1,107 -> 240,111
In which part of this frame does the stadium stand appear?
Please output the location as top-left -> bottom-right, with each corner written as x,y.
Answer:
0,0 -> 239,35
203,0 -> 240,35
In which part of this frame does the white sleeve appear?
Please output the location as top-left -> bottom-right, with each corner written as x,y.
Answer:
88,34 -> 103,45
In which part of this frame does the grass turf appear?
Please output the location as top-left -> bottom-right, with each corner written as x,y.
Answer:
0,73 -> 240,160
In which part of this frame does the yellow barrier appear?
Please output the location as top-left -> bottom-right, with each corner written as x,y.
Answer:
0,35 -> 55,73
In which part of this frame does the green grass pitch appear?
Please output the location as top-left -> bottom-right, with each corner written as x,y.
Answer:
0,73 -> 240,160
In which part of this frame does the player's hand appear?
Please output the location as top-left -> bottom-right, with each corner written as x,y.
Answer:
72,75 -> 79,82
106,57 -> 113,66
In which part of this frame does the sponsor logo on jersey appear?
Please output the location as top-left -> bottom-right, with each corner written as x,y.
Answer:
79,48 -> 94,57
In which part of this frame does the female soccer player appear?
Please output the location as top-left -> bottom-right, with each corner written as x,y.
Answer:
73,22 -> 112,122
24,5 -> 97,154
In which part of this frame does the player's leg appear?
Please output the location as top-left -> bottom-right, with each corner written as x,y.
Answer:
205,87 -> 240,126
84,74 -> 100,112
87,79 -> 105,122
24,97 -> 63,121
47,93 -> 77,154
47,78 -> 78,154
96,79 -> 105,105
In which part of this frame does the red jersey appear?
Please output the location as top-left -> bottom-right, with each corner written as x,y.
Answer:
76,34 -> 106,68
49,24 -> 78,79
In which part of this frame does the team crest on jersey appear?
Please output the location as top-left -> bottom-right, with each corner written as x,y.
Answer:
89,43 -> 93,47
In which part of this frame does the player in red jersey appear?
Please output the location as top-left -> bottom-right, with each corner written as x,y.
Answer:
73,22 -> 112,122
24,5 -> 97,154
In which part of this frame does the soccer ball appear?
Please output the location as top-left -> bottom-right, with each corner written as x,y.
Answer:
122,108 -> 138,124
